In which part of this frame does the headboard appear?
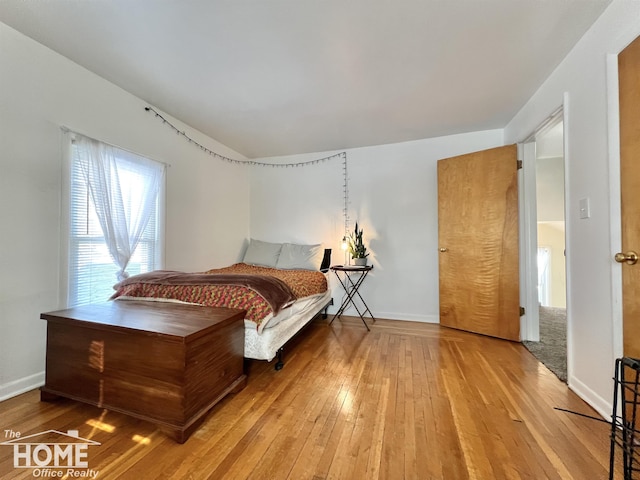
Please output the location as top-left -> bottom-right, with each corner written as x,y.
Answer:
320,249 -> 332,272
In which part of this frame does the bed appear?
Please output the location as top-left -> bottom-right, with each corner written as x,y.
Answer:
110,240 -> 333,369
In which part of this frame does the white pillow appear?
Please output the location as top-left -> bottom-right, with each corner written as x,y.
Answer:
276,243 -> 324,270
243,239 -> 282,267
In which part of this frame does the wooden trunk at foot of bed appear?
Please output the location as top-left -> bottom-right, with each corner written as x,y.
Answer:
40,301 -> 247,443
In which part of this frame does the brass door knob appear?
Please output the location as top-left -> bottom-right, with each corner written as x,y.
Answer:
614,251 -> 638,265
439,247 -> 448,253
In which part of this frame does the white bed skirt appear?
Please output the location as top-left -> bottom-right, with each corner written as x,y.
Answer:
244,289 -> 332,362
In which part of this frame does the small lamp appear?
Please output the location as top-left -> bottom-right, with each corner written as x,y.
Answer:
341,235 -> 348,265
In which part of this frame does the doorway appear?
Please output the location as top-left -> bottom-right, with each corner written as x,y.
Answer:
522,115 -> 568,382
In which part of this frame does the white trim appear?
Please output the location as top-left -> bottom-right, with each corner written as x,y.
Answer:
59,129 -> 72,308
332,309 -> 439,324
568,375 -> 612,422
562,93 -> 573,382
378,313 -> 440,324
521,106 -> 564,144
157,166 -> 167,270
520,141 -> 540,341
518,105 -> 567,343
0,372 -> 45,402
606,52 -> 623,362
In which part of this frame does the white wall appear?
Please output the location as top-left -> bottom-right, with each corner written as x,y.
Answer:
250,130 -> 504,323
504,0 -> 640,417
536,156 -> 565,222
0,23 -> 250,400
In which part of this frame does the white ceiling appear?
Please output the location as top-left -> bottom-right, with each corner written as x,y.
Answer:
0,1 -> 610,158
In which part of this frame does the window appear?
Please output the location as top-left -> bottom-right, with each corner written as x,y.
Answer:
65,132 -> 165,306
537,246 -> 551,307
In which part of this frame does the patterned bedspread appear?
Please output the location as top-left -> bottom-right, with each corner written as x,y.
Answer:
111,263 -> 328,331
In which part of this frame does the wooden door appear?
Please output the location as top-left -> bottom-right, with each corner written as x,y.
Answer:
438,145 -> 520,341
619,36 -> 640,359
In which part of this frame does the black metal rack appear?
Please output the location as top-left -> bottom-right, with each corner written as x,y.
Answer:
610,357 -> 640,479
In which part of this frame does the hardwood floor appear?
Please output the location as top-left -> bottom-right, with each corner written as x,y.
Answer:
0,317 -> 618,479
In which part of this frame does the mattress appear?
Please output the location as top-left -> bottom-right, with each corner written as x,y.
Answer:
244,288 -> 332,361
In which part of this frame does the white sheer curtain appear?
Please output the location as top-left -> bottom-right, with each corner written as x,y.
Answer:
73,133 -> 166,282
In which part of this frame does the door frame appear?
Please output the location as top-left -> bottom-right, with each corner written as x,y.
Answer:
520,141 -> 539,341
519,103 -> 569,368
607,52 -> 625,363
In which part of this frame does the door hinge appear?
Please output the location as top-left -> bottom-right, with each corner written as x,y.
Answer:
519,306 -> 525,316
517,160 -> 523,170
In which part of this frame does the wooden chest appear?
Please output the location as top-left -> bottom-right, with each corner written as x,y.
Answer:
40,300 -> 247,443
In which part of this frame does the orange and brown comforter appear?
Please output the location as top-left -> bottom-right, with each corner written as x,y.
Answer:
111,263 -> 328,330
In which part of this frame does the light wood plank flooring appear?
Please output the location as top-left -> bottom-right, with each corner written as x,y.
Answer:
0,317 -> 618,479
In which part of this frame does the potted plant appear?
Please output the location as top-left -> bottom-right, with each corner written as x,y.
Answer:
348,222 -> 369,266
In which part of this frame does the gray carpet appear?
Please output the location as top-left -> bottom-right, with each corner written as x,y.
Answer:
523,306 -> 567,382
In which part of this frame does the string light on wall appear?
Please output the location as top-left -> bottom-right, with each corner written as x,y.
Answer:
144,106 -> 344,167
145,105 -> 351,253
341,154 -> 350,261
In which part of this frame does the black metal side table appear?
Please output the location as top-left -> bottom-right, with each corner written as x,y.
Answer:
330,264 -> 375,331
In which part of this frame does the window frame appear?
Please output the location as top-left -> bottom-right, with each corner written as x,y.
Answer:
59,131 -> 165,308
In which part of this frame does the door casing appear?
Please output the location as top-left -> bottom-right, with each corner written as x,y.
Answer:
519,104 -> 568,347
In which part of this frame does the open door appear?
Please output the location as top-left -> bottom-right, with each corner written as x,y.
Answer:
438,145 -> 520,341
618,35 -> 640,359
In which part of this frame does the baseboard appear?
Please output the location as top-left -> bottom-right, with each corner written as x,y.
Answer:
376,312 -> 439,323
0,372 -> 45,402
332,307 -> 439,324
568,375 -> 612,421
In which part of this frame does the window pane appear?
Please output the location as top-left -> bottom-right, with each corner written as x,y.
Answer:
68,141 -> 163,306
